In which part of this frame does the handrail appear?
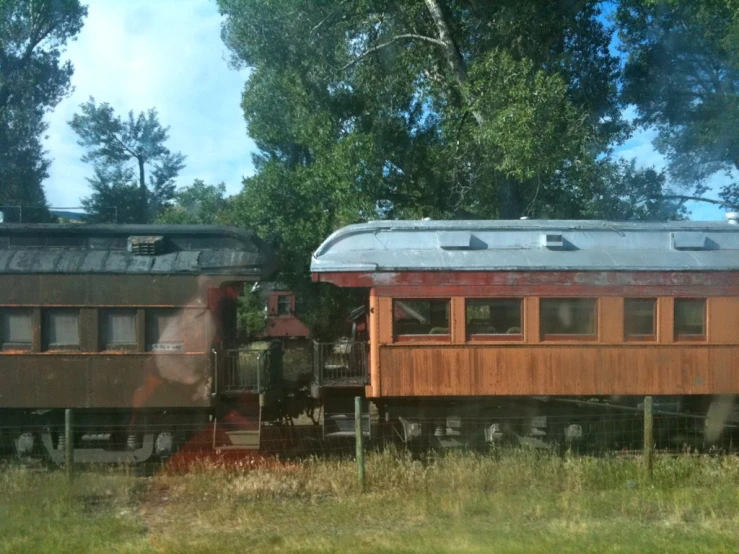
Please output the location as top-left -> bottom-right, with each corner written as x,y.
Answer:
313,340 -> 369,386
211,348 -> 218,397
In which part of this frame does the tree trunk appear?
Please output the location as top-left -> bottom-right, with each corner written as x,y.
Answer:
423,0 -> 484,126
424,0 -> 526,219
137,156 -> 148,223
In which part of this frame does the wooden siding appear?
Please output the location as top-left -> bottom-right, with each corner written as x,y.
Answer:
369,285 -> 739,398
378,345 -> 739,397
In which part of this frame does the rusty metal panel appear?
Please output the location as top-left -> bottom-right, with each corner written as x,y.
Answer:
172,251 -> 201,272
0,224 -> 274,278
0,353 -> 211,409
78,251 -> 109,273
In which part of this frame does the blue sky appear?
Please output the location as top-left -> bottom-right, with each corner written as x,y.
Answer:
42,0 -> 728,221
43,0 -> 253,211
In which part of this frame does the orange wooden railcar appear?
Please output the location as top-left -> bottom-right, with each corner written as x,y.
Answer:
312,219 -> 739,447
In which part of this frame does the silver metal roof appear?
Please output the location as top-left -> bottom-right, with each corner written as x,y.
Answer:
311,220 -> 739,273
0,224 -> 274,277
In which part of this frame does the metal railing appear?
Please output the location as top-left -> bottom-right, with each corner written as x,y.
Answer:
313,341 -> 369,386
224,345 -> 281,393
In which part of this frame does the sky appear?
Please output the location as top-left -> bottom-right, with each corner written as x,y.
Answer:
43,0 -> 254,211
42,0 -> 728,221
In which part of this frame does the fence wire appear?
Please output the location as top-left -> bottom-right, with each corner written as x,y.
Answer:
1,406 -> 737,475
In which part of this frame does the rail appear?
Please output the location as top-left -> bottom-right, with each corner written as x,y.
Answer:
313,340 -> 369,387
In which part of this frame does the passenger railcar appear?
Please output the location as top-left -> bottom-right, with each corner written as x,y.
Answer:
311,219 -> 739,448
0,224 -> 273,462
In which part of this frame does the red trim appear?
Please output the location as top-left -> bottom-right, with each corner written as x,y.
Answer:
377,285 -> 739,297
313,270 -> 739,289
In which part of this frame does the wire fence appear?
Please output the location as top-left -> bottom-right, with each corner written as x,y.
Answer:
1,398 -> 737,477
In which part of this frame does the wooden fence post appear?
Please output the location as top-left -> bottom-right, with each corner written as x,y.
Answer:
643,396 -> 653,481
355,396 -> 365,492
65,408 -> 74,479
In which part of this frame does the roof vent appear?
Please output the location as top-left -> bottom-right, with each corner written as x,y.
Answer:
671,232 -> 707,250
726,212 -> 739,225
129,236 -> 165,256
541,233 -> 565,249
438,231 -> 473,250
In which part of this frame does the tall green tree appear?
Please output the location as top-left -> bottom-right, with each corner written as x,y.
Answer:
617,0 -> 739,206
218,0 -> 680,336
69,98 -> 186,223
0,0 -> 87,222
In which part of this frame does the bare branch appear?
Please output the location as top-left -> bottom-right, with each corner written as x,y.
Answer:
310,0 -> 348,36
341,33 -> 446,71
651,195 -> 739,211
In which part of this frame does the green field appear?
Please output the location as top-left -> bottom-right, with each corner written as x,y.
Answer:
1,450 -> 738,553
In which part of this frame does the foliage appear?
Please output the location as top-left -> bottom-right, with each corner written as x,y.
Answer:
69,98 -> 186,223
0,0 -> 87,222
156,180 -> 229,225
236,287 -> 267,339
617,0 -> 739,205
217,0 -> 682,336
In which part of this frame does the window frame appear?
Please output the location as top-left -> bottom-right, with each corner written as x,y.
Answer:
392,298 -> 451,343
42,308 -> 81,352
145,308 -> 185,353
465,298 -> 524,342
99,308 -> 138,352
276,294 -> 292,316
623,298 -> 658,342
0,308 -> 33,352
673,298 -> 707,342
539,298 -> 599,342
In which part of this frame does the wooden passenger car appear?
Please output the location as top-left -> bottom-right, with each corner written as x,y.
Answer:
0,224 -> 273,462
312,219 -> 739,446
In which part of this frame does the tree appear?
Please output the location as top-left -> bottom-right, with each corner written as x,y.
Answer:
156,180 -> 229,225
69,99 -> 186,223
617,0 -> 739,206
80,164 -> 140,223
0,0 -> 87,222
217,0 -> 680,337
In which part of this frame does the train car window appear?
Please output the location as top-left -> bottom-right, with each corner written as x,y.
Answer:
146,309 -> 184,352
100,310 -> 137,351
674,299 -> 706,340
0,309 -> 32,351
540,298 -> 597,339
393,299 -> 450,340
466,299 -> 522,340
277,295 -> 291,315
624,299 -> 656,341
43,309 -> 80,351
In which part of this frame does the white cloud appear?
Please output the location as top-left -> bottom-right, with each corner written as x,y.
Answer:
43,0 -> 255,209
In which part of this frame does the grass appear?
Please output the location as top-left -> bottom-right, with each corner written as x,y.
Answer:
1,449 -> 738,553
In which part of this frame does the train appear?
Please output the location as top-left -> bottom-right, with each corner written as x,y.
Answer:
1,218 -> 739,462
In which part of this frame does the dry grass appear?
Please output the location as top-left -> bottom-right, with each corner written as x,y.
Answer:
1,449 -> 739,553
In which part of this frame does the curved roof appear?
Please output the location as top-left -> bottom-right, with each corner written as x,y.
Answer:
311,219 -> 739,273
0,224 -> 274,278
